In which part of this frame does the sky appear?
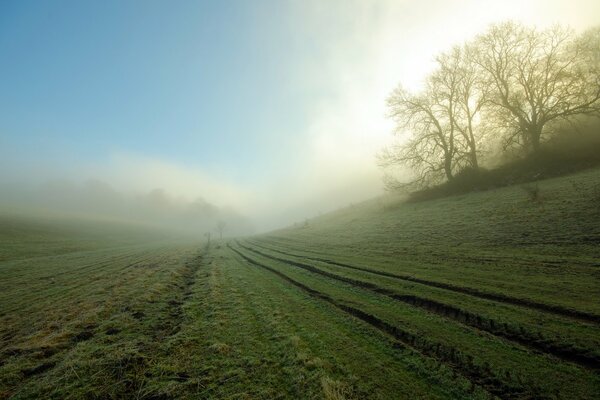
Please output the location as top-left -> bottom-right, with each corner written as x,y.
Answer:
1,0 -> 599,232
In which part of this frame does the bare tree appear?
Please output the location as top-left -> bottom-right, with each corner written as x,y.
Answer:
380,22 -> 599,190
577,26 -> 600,68
381,46 -> 488,188
435,45 -> 488,169
381,83 -> 458,188
472,22 -> 600,153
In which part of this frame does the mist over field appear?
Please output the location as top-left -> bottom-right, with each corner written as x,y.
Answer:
0,179 -> 253,236
2,0 -> 599,234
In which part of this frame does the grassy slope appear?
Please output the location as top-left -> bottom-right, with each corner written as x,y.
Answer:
261,168 -> 600,314
1,168 -> 599,399
231,242 -> 599,398
148,247 -> 477,399
238,167 -> 600,398
0,240 -> 480,399
0,216 -> 195,398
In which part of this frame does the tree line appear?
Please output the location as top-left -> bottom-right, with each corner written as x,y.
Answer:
380,22 -> 600,189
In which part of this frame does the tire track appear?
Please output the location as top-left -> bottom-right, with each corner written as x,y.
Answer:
245,239 -> 600,324
238,242 -> 600,370
229,244 -> 541,400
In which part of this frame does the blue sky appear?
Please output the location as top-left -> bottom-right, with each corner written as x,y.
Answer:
1,0 -> 599,229
0,1 -> 322,182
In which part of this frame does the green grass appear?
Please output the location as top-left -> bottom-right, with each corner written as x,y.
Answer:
1,168 -> 599,399
264,168 -> 600,315
230,242 -> 598,398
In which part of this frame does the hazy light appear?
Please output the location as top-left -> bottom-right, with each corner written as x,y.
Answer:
1,0 -> 598,232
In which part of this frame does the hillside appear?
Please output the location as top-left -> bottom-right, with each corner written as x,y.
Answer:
234,167 -> 600,398
1,168 -> 599,399
261,167 -> 600,314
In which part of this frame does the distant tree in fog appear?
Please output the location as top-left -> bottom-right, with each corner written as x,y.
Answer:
216,220 -> 226,240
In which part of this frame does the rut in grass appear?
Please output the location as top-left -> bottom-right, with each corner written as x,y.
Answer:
98,250 -> 208,400
152,252 -> 205,340
228,244 -> 546,400
244,239 -> 600,325
237,241 -> 600,370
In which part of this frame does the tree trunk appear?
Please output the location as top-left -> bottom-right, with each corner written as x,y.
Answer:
530,128 -> 541,152
470,150 -> 479,169
526,125 -> 542,153
444,158 -> 454,181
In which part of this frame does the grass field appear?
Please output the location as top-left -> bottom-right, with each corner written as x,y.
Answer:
1,168 -> 599,399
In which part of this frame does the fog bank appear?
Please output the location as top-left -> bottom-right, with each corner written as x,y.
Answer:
0,179 -> 254,237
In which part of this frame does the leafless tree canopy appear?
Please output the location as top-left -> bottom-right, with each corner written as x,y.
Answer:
381,22 -> 600,190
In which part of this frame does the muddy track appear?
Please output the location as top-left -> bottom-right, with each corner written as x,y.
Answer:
229,244 -> 544,400
237,242 -> 600,370
151,252 -> 204,339
245,240 -> 600,325
97,250 -> 207,400
260,238 -> 600,270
